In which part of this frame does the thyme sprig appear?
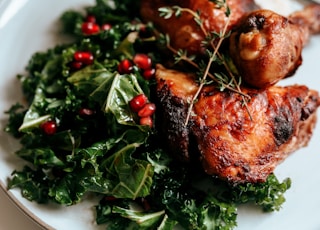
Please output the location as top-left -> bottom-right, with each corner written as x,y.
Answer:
159,4 -> 251,125
164,36 -> 248,97
210,0 -> 231,16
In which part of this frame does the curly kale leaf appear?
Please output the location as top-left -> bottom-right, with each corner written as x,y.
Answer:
16,148 -> 64,168
155,175 -> 237,230
4,103 -> 26,138
8,166 -> 51,204
229,174 -> 292,212
86,0 -> 141,24
9,129 -> 153,205
61,0 -> 141,39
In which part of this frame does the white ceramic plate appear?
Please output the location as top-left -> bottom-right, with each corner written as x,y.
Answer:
0,1 -> 319,230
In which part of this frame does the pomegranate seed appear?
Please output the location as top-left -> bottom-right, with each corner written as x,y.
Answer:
85,15 -> 96,23
81,22 -> 100,35
104,196 -> 117,201
40,121 -> 57,135
138,24 -> 147,34
129,94 -> 148,112
101,23 -> 112,31
138,25 -> 152,38
133,53 -> 152,70
140,116 -> 153,128
138,103 -> 156,117
118,59 -> 133,74
142,68 -> 155,80
74,51 -> 94,65
78,108 -> 95,116
140,197 -> 151,211
69,61 -> 83,70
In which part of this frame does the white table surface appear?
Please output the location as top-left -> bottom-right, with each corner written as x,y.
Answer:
0,188 -> 43,230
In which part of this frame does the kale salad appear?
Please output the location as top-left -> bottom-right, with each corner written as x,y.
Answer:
4,0 -> 291,229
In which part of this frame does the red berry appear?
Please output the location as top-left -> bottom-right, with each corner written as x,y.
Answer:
138,24 -> 147,35
129,94 -> 148,112
133,53 -> 152,70
138,103 -> 156,117
104,196 -> 117,201
138,25 -> 152,38
118,59 -> 133,74
85,15 -> 96,23
69,61 -> 83,70
142,68 -> 155,80
81,22 -> 100,35
101,23 -> 112,31
140,116 -> 153,128
74,51 -> 94,65
78,108 -> 95,116
41,121 -> 57,135
140,197 -> 151,211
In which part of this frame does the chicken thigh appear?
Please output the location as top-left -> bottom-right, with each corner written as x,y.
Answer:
155,65 -> 320,183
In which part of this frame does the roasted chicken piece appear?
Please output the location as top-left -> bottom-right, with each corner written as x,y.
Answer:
141,1 -> 320,89
140,0 -> 259,54
290,4 -> 320,37
229,4 -> 320,88
155,65 -> 320,183
229,9 -> 305,88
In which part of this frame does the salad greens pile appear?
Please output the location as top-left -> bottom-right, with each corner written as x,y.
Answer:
4,0 -> 291,229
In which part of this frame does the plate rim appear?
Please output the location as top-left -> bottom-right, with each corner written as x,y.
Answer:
0,175 -> 53,229
0,0 -> 319,229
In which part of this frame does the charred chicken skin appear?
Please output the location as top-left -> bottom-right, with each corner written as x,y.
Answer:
155,65 -> 320,183
141,1 -> 320,183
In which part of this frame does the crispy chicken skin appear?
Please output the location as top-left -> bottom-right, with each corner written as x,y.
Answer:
144,1 -> 320,183
141,1 -> 320,89
140,0 -> 259,54
229,4 -> 320,88
155,65 -> 320,183
229,9 -> 305,89
290,4 -> 320,36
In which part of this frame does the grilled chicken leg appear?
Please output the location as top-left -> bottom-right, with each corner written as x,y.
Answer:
155,64 -> 320,183
229,9 -> 305,88
141,1 -> 320,89
290,4 -> 320,37
229,4 -> 320,88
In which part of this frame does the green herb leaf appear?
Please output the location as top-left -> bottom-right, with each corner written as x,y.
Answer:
101,130 -> 153,199
113,206 -> 166,227
16,148 -> 64,168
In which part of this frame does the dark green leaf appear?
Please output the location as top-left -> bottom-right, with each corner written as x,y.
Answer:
16,148 -> 64,168
8,166 -> 50,204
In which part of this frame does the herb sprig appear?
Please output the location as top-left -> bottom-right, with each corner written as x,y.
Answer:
158,3 -> 251,125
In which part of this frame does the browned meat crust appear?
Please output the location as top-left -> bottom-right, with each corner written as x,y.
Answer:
140,0 -> 259,54
229,4 -> 320,89
290,4 -> 320,36
155,65 -> 320,183
141,1 -> 320,89
229,9 -> 305,88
